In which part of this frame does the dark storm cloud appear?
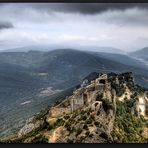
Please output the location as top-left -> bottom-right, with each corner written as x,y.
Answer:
61,3 -> 148,14
0,21 -> 13,30
1,3 -> 148,26
29,3 -> 148,15
2,3 -> 148,15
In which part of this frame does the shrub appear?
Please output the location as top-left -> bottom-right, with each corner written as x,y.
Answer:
99,98 -> 113,113
64,115 -> 70,120
32,136 -> 48,143
76,128 -> 83,137
87,112 -> 90,115
94,121 -> 101,127
56,118 -> 65,126
85,131 -> 90,136
79,136 -> 85,142
67,139 -> 74,143
67,126 -> 72,132
82,115 -> 87,121
85,118 -> 92,124
65,122 -> 70,129
89,134 -> 93,138
47,124 -> 54,130
100,132 -> 108,140
115,85 -> 125,97
83,124 -> 88,130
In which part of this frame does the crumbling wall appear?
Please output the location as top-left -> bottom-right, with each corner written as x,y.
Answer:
71,94 -> 84,112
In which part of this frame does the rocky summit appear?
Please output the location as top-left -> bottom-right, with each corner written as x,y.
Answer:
1,72 -> 148,143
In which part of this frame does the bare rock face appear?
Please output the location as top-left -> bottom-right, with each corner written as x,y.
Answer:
18,120 -> 44,138
48,126 -> 69,143
46,117 -> 57,126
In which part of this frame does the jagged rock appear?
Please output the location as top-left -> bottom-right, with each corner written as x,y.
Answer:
46,117 -> 57,126
26,117 -> 34,124
18,120 -> 44,138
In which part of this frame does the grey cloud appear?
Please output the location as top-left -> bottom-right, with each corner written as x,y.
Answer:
0,3 -> 148,27
1,3 -> 148,26
0,3 -> 148,51
0,21 -> 13,30
98,7 -> 148,27
2,3 -> 148,15
62,3 -> 148,14
27,3 -> 148,15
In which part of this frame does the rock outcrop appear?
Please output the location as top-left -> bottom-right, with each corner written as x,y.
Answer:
18,120 -> 44,138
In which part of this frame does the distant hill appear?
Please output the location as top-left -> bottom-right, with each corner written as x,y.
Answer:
89,51 -> 148,70
2,45 -> 125,54
35,49 -> 147,88
0,51 -> 44,68
1,45 -> 54,52
80,46 -> 126,54
129,47 -> 148,61
0,49 -> 148,89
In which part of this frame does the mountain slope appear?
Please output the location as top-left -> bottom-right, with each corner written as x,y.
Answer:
37,49 -> 130,89
2,45 -> 125,54
92,52 -> 148,70
37,49 -> 148,89
130,47 -> 148,61
0,51 -> 44,68
83,46 -> 125,54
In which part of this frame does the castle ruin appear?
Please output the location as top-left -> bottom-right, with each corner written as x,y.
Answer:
48,72 -> 148,120
70,73 -> 115,112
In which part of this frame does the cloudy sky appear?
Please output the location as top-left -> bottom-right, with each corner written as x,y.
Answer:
0,3 -> 148,52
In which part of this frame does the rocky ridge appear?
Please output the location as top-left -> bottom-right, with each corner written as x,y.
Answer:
1,72 -> 148,143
